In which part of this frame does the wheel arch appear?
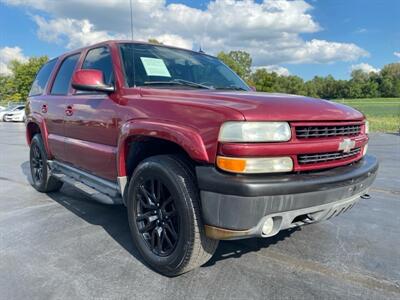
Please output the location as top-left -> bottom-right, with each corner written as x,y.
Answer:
26,116 -> 52,157
26,121 -> 41,144
117,119 -> 210,179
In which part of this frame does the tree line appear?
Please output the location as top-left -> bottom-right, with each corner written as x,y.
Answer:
217,50 -> 400,99
0,56 -> 48,103
1,48 -> 399,103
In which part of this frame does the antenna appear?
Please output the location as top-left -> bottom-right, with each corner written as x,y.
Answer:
199,43 -> 205,53
129,0 -> 134,40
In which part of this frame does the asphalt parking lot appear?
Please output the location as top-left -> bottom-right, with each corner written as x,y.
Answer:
0,122 -> 399,299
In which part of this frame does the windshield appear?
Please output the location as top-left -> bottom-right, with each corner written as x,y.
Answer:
119,43 -> 250,91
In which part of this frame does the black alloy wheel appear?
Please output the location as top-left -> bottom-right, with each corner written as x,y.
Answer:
135,178 -> 179,256
29,134 -> 63,193
127,154 -> 219,276
31,143 -> 44,183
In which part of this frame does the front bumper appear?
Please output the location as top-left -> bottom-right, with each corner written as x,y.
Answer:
4,115 -> 23,122
196,155 -> 378,240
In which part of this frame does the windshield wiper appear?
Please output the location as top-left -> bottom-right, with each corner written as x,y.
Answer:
215,85 -> 247,91
143,79 -> 212,89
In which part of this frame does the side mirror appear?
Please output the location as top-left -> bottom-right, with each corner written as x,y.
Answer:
71,69 -> 115,93
250,86 -> 257,92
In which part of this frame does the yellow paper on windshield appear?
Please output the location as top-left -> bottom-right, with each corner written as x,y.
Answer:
140,57 -> 171,77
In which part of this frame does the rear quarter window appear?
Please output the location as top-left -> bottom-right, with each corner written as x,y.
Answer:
29,59 -> 57,96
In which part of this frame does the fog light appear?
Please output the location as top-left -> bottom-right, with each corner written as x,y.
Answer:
216,156 -> 293,174
262,217 -> 274,235
363,144 -> 368,156
365,120 -> 369,134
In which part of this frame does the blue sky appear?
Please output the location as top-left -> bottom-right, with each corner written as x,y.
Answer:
1,0 -> 399,79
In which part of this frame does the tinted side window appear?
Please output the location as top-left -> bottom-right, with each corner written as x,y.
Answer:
82,47 -> 113,85
51,54 -> 80,95
29,59 -> 57,96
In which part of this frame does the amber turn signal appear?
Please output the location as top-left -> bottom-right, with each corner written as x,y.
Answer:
217,156 -> 246,173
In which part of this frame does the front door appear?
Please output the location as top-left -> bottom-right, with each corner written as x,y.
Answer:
63,46 -> 120,181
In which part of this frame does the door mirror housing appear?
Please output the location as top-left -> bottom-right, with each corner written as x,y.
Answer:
71,69 -> 115,93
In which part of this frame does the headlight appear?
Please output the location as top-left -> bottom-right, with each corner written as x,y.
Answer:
217,156 -> 293,173
365,120 -> 369,134
219,122 -> 291,142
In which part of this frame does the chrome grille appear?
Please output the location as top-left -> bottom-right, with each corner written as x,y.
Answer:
298,147 -> 361,165
296,125 -> 361,139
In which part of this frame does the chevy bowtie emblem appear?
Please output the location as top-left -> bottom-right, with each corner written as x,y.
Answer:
338,138 -> 355,153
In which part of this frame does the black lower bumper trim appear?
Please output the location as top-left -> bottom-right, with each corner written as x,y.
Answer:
196,155 -> 378,197
196,155 -> 378,231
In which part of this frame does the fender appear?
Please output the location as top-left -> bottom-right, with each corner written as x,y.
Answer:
26,113 -> 53,158
117,119 -> 210,178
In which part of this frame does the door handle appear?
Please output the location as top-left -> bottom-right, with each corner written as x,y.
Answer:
41,104 -> 48,113
65,105 -> 73,116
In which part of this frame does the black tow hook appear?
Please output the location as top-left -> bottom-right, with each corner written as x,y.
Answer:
360,194 -> 371,200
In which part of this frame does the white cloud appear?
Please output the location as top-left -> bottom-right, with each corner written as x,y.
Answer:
32,16 -> 124,49
394,51 -> 400,58
253,65 -> 290,76
3,0 -> 369,66
350,63 -> 380,74
0,46 -> 28,75
151,34 -> 193,49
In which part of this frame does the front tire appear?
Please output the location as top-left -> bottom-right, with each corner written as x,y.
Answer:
127,155 -> 218,276
30,134 -> 63,193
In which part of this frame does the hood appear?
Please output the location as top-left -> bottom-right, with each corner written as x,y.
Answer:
137,89 -> 364,122
197,91 -> 364,121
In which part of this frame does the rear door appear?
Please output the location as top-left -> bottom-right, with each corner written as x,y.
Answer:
28,58 -> 60,156
63,46 -> 119,181
45,53 -> 81,162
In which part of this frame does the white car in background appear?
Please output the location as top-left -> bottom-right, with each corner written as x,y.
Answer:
0,105 -> 25,121
4,109 -> 26,122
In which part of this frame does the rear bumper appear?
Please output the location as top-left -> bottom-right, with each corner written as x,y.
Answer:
196,155 -> 378,240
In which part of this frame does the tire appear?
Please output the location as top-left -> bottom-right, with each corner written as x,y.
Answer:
127,154 -> 218,276
30,134 -> 63,193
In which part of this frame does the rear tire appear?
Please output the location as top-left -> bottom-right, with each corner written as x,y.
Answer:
30,134 -> 63,193
127,154 -> 218,276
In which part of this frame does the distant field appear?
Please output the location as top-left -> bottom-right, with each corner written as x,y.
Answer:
334,98 -> 400,132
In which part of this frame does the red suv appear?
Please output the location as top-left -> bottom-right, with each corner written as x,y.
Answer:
26,40 -> 378,275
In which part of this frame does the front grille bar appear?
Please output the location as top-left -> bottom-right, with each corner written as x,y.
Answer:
298,147 -> 361,164
296,125 -> 361,138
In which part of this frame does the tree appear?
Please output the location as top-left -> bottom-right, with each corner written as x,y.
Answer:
251,69 -> 287,93
381,63 -> 400,79
217,50 -> 252,80
380,63 -> 400,97
1,56 -> 48,102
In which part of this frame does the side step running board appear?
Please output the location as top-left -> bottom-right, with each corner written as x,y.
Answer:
49,161 -> 123,205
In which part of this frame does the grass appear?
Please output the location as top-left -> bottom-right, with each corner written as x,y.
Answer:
334,98 -> 400,133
